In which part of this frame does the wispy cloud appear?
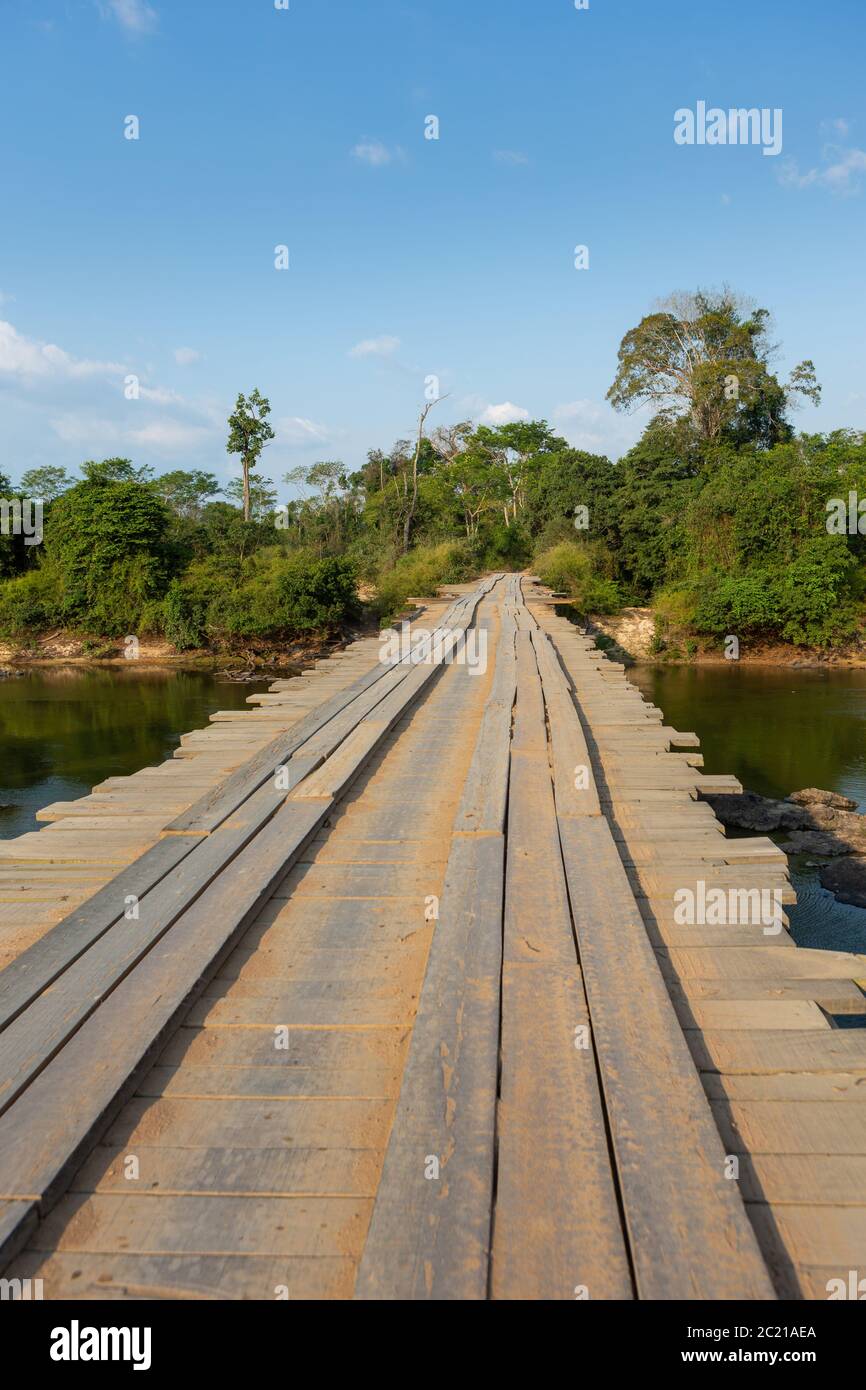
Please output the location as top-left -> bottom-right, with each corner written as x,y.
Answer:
276,416 -> 336,447
0,319 -> 125,380
98,0 -> 159,35
352,141 -> 402,167
780,121 -> 866,195
173,346 -> 201,366
49,413 -> 212,453
349,335 -> 401,359
493,149 -> 529,166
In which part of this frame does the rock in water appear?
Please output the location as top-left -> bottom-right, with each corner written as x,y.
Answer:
819,857 -> 866,909
784,830 -> 851,857
787,787 -> 859,811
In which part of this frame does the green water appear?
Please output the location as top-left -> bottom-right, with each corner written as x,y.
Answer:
0,667 -> 271,841
629,663 -> 866,955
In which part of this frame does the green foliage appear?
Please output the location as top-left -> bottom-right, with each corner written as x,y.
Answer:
19,466 -> 73,502
227,390 -> 275,522
372,542 -> 477,621
186,550 -> 359,642
0,567 -> 60,636
44,476 -> 173,634
161,580 -> 207,650
534,542 -> 621,614
607,288 -> 820,446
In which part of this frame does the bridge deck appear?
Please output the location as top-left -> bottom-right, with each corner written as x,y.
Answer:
1,575 -> 865,1300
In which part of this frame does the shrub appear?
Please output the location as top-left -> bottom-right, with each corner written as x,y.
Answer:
201,551 -> 359,642
373,542 -> 477,620
0,567 -> 59,636
534,541 -> 621,614
162,580 -> 207,650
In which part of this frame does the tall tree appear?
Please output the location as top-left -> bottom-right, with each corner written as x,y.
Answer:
19,466 -> 73,501
403,397 -> 447,554
607,289 -> 820,446
227,390 -> 275,522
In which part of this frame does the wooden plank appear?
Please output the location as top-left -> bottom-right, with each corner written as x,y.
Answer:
713,1099 -> 866,1156
0,837 -> 198,1033
357,609 -> 514,1300
557,817 -> 775,1299
687,1029 -> 866,1075
491,630 -> 630,1299
10,1251 -> 356,1301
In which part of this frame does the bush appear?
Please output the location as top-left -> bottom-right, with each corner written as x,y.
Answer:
199,551 -> 359,642
372,541 -> 478,620
162,580 -> 207,650
0,567 -> 59,636
534,542 -> 621,614
692,573 -> 778,636
691,540 -> 859,647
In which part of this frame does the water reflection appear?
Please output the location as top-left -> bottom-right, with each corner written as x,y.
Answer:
629,663 -> 866,955
0,667 -> 272,840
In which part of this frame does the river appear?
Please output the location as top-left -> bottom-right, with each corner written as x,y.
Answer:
0,667 -> 271,841
630,663 -> 866,956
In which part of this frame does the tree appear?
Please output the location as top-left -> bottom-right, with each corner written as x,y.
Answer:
45,475 -> 172,633
19,466 -> 73,501
153,469 -> 221,521
402,397 -> 447,554
227,390 -> 275,522
473,420 -> 564,525
79,458 -> 153,485
607,289 -> 821,446
224,471 -> 278,520
284,461 -> 354,553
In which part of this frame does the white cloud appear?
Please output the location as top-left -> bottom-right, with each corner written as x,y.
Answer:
129,420 -> 212,450
0,320 -> 125,380
50,413 -> 212,453
352,141 -> 399,167
780,140 -> 866,195
173,347 -> 201,366
99,0 -> 158,35
821,117 -> 851,138
349,335 -> 400,359
494,149 -> 529,166
276,416 -> 334,446
479,401 -> 530,426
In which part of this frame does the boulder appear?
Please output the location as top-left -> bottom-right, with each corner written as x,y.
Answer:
705,791 -> 807,833
787,788 -> 859,811
783,830 -> 851,857
819,856 -> 866,910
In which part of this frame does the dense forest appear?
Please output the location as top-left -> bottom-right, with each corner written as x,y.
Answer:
2,289 -> 864,657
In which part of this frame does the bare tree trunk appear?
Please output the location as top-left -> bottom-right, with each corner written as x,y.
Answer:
402,397 -> 446,555
242,458 -> 251,523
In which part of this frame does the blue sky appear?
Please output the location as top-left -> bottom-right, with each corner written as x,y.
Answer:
1,0 -> 864,497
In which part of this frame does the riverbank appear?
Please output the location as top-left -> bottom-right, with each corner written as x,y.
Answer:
587,606 -> 866,667
0,627 -> 371,673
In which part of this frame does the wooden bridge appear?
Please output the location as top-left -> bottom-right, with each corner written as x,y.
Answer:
1,574 -> 865,1301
